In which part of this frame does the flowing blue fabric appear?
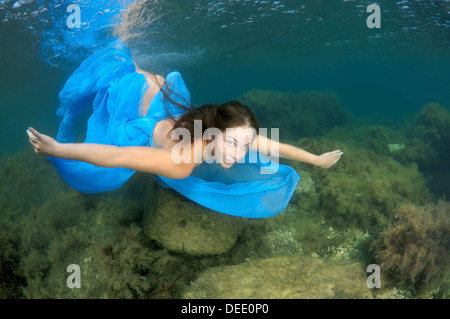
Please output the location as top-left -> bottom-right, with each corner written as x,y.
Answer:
49,39 -> 300,218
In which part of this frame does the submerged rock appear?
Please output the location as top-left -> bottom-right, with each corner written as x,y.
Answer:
388,143 -> 405,152
183,256 -> 373,299
143,184 -> 245,256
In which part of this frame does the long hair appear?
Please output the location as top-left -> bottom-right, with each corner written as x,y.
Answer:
151,69 -> 259,143
159,76 -> 193,121
166,100 -> 260,144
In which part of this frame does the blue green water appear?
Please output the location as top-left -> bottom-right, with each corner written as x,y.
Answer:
1,0 -> 449,155
0,0 -> 449,299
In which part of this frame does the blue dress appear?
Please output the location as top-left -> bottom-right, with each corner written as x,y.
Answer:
49,40 -> 300,218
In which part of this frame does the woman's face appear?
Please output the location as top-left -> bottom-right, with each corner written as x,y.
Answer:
216,125 -> 256,168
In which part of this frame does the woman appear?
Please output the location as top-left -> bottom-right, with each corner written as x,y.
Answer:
27,108 -> 342,175
27,40 -> 343,218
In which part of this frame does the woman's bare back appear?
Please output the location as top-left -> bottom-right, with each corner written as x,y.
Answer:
139,72 -> 165,117
134,61 -> 204,166
134,62 -> 176,150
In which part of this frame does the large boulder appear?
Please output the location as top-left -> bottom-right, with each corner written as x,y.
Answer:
143,184 -> 246,256
183,256 -> 373,299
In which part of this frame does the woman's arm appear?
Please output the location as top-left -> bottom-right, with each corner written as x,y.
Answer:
250,134 -> 343,168
27,127 -> 194,179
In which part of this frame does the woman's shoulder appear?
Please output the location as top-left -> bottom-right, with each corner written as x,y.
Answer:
153,118 -> 205,168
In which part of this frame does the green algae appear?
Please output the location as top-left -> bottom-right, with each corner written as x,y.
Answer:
289,138 -> 432,234
238,89 -> 354,140
370,200 -> 449,297
0,94 -> 448,299
410,103 -> 450,159
183,256 -> 373,299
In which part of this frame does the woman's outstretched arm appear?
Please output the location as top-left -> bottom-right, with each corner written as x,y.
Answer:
26,127 -> 194,179
250,134 -> 343,168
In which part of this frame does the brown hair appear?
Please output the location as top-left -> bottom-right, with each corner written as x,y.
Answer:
165,100 -> 260,143
153,71 -> 259,143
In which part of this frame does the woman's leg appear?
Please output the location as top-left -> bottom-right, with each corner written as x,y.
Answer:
133,60 -> 165,116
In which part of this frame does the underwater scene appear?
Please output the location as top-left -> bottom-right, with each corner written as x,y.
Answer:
0,0 -> 449,300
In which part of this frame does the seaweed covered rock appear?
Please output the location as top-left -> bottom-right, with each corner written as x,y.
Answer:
324,124 -> 439,169
291,138 -> 432,233
238,90 -> 353,140
370,200 -> 449,296
15,185 -> 195,299
183,256 -> 372,298
392,103 -> 450,169
0,149 -> 69,217
0,223 -> 25,298
411,103 -> 450,159
354,125 -> 404,155
143,184 -> 246,256
291,170 -> 320,213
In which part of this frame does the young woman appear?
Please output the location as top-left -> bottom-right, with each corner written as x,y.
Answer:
27,102 -> 342,176
27,40 -> 343,218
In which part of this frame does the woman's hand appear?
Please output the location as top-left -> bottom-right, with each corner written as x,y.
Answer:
315,150 -> 343,168
26,127 -> 58,156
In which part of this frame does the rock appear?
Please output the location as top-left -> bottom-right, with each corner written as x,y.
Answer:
143,184 -> 245,256
183,256 -> 373,298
